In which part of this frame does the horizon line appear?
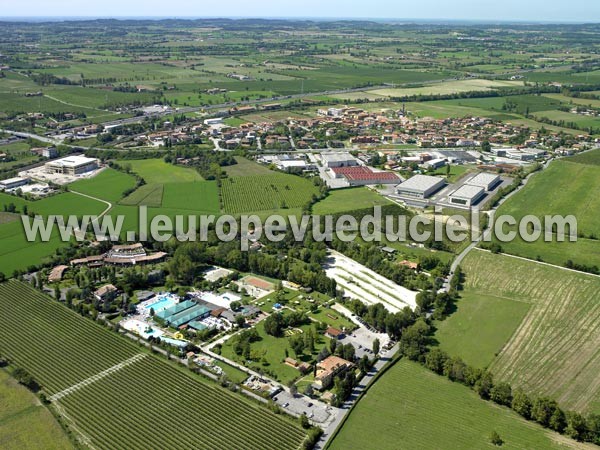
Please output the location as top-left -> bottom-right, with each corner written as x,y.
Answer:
0,16 -> 598,25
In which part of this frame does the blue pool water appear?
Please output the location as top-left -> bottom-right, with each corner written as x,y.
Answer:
146,295 -> 178,313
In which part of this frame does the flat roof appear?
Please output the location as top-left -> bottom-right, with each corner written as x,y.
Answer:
467,173 -> 500,188
0,176 -> 28,185
450,184 -> 485,200
397,174 -> 446,192
46,155 -> 98,168
321,152 -> 356,162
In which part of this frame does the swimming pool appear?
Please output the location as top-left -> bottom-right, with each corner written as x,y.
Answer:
146,295 -> 178,313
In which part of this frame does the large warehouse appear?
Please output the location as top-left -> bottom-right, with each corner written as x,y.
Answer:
45,155 -> 99,176
396,174 -> 446,199
448,185 -> 485,207
466,173 -> 501,191
321,152 -> 358,168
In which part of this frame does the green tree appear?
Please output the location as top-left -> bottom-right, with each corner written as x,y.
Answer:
372,338 -> 380,355
511,389 -> 532,419
489,430 -> 503,446
490,382 -> 512,406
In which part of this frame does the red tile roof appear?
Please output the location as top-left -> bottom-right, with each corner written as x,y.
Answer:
331,166 -> 400,182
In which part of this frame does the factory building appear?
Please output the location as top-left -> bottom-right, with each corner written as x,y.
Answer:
448,185 -> 486,207
396,175 -> 446,199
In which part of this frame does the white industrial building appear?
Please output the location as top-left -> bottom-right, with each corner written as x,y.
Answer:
0,176 -> 29,190
466,173 -> 501,191
45,155 -> 99,176
396,174 -> 446,199
321,152 -> 358,168
448,185 -> 485,207
423,158 -> 446,170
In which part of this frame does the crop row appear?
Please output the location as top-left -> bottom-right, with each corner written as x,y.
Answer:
60,356 -> 306,450
221,174 -> 319,214
0,280 -> 138,393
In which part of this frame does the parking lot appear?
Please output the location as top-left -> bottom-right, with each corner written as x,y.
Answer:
273,389 -> 334,424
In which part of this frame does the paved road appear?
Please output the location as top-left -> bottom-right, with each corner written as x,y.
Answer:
444,159 -> 553,292
314,343 -> 400,449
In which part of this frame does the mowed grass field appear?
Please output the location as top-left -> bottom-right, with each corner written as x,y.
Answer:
119,159 -> 203,184
440,250 -> 600,414
434,292 -> 531,369
365,78 -> 523,98
493,159 -> 600,267
329,359 -> 590,450
0,191 -> 107,275
0,280 -> 307,450
221,173 -> 320,215
312,187 -> 393,215
117,159 -> 220,213
566,148 -> 600,166
0,370 -> 73,450
70,168 -> 137,203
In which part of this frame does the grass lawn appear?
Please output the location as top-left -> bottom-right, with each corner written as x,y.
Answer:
221,315 -> 329,384
329,359 -> 591,450
492,159 -> 600,267
566,148 -> 600,166
120,159 -> 203,184
0,369 -> 73,450
434,292 -> 531,369
0,191 -> 107,275
70,168 -> 137,203
120,183 -> 164,207
161,181 -> 220,213
430,164 -> 471,183
451,250 -> 600,414
312,187 -> 393,215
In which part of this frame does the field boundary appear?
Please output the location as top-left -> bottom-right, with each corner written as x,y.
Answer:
49,353 -> 147,402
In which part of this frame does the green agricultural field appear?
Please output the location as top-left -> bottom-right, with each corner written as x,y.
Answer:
0,369 -> 73,450
366,79 -> 523,98
312,187 -> 393,215
119,183 -> 164,207
161,181 -> 220,213
223,156 -> 274,177
119,159 -> 203,184
70,168 -> 137,203
440,250 -> 600,414
566,148 -> 600,166
0,192 -> 107,275
221,173 -> 320,215
492,159 -> 600,267
0,280 -> 307,450
434,292 -> 531,369
329,359 -> 591,450
533,109 -> 600,130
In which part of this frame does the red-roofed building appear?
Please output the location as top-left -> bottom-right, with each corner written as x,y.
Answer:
330,166 -> 400,186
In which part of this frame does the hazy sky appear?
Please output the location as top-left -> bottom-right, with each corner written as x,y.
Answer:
0,0 -> 596,22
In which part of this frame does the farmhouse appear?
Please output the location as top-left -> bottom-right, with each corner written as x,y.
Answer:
325,327 -> 345,340
0,176 -> 29,190
45,155 -> 99,176
396,175 -> 446,199
94,284 -> 118,302
314,355 -> 355,390
48,265 -> 68,283
448,184 -> 486,207
466,173 -> 501,191
321,152 -> 358,168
